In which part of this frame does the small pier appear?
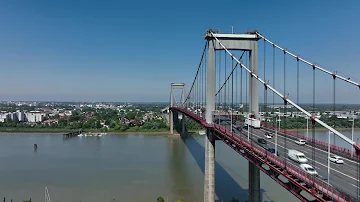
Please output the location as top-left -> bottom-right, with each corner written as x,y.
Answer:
63,130 -> 83,139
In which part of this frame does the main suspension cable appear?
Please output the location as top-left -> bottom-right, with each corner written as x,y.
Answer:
256,32 -> 360,87
184,42 -> 208,104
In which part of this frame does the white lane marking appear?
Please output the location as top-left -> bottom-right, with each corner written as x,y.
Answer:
351,183 -> 359,188
243,129 -> 360,183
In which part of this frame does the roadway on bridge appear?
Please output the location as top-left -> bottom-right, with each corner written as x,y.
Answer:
218,121 -> 359,199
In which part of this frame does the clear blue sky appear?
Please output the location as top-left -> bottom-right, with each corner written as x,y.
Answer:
0,0 -> 359,103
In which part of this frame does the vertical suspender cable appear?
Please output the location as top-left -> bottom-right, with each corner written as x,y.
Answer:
297,57 -> 299,136
312,65 -> 316,185
273,45 -> 275,129
224,50 -> 227,130
283,50 -> 287,168
228,52 -> 230,123
232,57 -> 234,137
264,39 -> 266,117
246,52 -> 248,119
218,46 -> 221,125
333,74 -> 336,145
241,55 -> 243,116
196,62 -> 198,112
205,43 -> 207,117
236,55 -> 238,118
201,50 -> 203,117
198,60 -> 200,112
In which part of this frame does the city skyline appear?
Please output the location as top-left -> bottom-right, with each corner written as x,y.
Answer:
0,1 -> 359,102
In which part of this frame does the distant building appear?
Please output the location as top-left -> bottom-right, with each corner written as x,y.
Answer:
25,112 -> 43,123
0,113 -> 9,122
8,112 -> 18,121
17,110 -> 25,122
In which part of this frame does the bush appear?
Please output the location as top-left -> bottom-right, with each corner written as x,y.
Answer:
157,196 -> 165,202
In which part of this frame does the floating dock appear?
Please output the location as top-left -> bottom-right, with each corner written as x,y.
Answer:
63,130 -> 83,139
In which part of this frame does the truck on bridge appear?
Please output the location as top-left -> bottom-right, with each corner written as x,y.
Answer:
243,117 -> 261,129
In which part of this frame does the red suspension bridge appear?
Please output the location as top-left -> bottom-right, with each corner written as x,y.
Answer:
168,30 -> 360,202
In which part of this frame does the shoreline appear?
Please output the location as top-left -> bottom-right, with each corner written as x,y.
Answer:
0,131 -> 172,135
0,128 -> 357,135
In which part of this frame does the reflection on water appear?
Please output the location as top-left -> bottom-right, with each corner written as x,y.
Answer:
0,133 -> 307,202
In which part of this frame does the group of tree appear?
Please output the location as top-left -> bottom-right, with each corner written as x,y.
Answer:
265,115 -> 360,130
0,107 -> 169,132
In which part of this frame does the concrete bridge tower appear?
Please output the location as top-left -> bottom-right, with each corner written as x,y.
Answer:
170,83 -> 186,135
204,30 -> 260,202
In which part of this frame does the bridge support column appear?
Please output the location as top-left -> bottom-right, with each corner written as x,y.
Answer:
170,111 -> 174,134
205,129 -> 215,202
248,34 -> 260,202
204,37 -> 216,202
249,163 -> 260,202
169,83 -> 185,135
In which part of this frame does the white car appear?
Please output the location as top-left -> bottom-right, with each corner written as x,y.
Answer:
300,164 -> 318,176
265,132 -> 272,139
295,139 -> 306,145
328,155 -> 344,164
288,150 -> 308,163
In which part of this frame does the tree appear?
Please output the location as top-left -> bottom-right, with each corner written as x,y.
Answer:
157,196 -> 165,202
95,121 -> 102,129
110,122 -> 116,128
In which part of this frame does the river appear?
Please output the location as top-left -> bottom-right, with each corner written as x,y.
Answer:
0,131 -> 359,202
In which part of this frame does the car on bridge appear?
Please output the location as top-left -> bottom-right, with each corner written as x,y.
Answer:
328,155 -> 344,164
300,164 -> 318,176
264,132 -> 273,139
295,139 -> 306,145
288,150 -> 308,163
257,138 -> 266,144
266,147 -> 279,156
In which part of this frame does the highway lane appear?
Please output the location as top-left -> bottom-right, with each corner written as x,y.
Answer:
222,119 -> 360,176
253,128 -> 360,178
217,122 -> 359,199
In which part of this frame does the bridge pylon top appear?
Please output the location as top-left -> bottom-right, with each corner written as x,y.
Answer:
171,83 -> 185,87
205,29 -> 261,41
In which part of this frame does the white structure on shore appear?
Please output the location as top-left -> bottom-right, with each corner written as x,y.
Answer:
0,111 -> 44,123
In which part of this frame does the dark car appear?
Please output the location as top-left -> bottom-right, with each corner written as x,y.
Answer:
257,138 -> 267,144
266,147 -> 279,156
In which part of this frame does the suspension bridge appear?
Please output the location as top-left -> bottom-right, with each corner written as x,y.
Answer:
167,29 -> 360,202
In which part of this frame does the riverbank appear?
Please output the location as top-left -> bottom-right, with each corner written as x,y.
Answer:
0,127 -> 173,135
